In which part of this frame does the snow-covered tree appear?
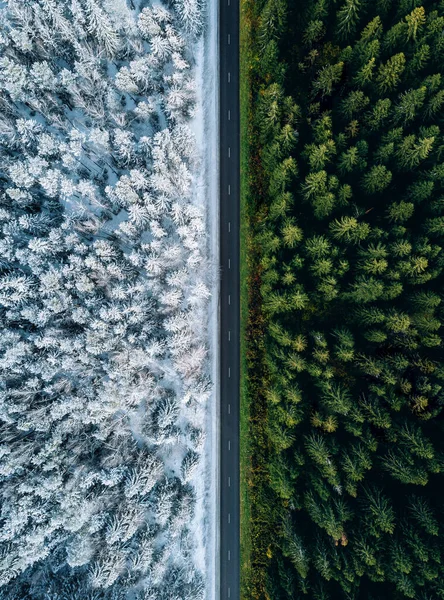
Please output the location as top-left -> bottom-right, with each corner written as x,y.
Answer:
0,0 -> 211,597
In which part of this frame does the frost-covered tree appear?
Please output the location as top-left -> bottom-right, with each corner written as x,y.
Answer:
0,0 -> 210,597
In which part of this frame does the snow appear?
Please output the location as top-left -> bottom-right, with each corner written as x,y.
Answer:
186,0 -> 219,593
0,0 -> 218,596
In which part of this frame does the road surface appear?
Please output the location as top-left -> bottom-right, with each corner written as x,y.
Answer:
219,0 -> 240,595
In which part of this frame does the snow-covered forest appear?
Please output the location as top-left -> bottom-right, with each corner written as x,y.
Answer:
0,0 -> 214,598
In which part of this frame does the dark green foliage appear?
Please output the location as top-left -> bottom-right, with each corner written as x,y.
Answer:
245,0 -> 444,598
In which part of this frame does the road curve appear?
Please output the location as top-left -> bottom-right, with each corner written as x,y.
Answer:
219,0 -> 240,594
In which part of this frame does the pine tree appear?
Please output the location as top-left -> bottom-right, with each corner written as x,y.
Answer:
329,216 -> 370,243
408,495 -> 439,535
387,200 -> 414,222
397,134 -> 435,169
399,424 -> 434,459
376,53 -> 406,92
240,0 -> 444,595
0,0 -> 212,594
332,328 -> 355,362
336,0 -> 362,39
313,62 -> 344,97
258,0 -> 287,49
394,87 -> 427,124
283,527 -> 310,578
341,90 -> 370,119
382,449 -> 429,485
354,57 -> 377,86
362,165 -> 392,193
405,6 -> 426,41
365,98 -> 392,130
362,487 -> 396,536
303,19 -> 326,46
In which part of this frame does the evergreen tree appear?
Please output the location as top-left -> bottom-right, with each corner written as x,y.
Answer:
242,0 -> 444,596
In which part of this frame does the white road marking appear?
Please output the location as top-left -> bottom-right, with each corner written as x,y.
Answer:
228,34 -> 231,45
228,221 -> 231,232
228,72 -> 231,83
228,330 -> 231,341
228,184 -> 231,195
228,403 -> 231,414
228,294 -> 231,305
228,146 -> 231,157
228,513 -> 231,524
228,476 -> 231,487
228,550 -> 231,561
228,109 -> 231,121
228,367 -> 231,378
228,440 -> 231,451
228,258 -> 231,269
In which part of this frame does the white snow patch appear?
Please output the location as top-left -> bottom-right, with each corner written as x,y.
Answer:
187,0 -> 219,594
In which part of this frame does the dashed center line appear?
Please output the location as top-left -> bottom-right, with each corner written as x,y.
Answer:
222,2 -> 239,592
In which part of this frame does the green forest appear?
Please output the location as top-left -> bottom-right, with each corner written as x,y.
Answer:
240,0 -> 444,598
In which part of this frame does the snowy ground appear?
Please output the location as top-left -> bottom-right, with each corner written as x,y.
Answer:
188,0 -> 219,594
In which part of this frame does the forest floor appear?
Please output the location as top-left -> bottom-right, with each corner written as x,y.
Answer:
239,0 -> 252,592
240,0 -> 276,596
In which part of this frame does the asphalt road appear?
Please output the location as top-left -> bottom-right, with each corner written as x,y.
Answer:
219,0 -> 240,594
